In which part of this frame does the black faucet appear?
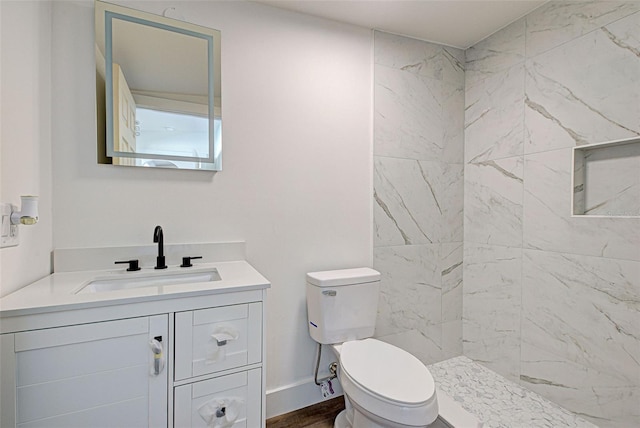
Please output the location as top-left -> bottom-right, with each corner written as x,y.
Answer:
153,225 -> 167,269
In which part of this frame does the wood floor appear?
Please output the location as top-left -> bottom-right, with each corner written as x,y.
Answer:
266,396 -> 345,428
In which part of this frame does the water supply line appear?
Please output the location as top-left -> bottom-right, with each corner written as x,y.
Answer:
314,343 -> 338,385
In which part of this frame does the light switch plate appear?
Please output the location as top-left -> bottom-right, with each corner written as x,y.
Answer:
1,203 -> 19,248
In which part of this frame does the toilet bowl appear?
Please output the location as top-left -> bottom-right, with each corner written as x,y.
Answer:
332,339 -> 439,428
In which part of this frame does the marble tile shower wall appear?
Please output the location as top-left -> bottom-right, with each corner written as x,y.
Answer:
373,31 -> 465,364
462,2 -> 640,427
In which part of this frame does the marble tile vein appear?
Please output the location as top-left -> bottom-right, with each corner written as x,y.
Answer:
520,343 -> 640,427
601,26 -> 640,58
525,16 -> 640,154
378,329 -> 443,365
374,64 -> 444,161
374,158 -> 440,246
520,375 -> 577,389
524,94 -> 586,145
442,243 -> 463,324
521,249 -> 640,381
464,157 -> 523,247
595,305 -> 639,341
374,31 -> 445,81
442,48 -> 464,74
418,162 -> 442,215
465,19 -> 525,87
540,72 -> 638,137
464,108 -> 490,130
442,260 -> 462,277
477,160 -> 524,183
583,199 -> 608,215
374,189 -> 412,245
527,54 -> 639,140
525,1 -> 640,58
374,244 -> 442,339
464,65 -> 525,163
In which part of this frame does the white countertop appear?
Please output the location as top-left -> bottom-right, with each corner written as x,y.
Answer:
0,261 -> 270,318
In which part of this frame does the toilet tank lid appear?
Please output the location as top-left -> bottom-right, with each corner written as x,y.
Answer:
306,268 -> 380,287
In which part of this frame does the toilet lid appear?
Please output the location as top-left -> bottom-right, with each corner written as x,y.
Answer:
340,339 -> 435,406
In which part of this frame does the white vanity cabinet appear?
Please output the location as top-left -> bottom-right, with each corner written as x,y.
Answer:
1,315 -> 169,428
0,260 -> 269,428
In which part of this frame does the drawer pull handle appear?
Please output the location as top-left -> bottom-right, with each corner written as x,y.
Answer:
207,327 -> 240,363
198,397 -> 244,427
211,330 -> 238,347
149,337 -> 165,375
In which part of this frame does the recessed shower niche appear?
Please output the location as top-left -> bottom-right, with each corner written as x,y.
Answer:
572,137 -> 640,218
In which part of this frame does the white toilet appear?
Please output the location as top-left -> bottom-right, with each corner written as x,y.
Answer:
306,267 -> 439,428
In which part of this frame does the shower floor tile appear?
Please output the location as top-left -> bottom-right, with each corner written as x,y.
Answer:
429,356 -> 597,428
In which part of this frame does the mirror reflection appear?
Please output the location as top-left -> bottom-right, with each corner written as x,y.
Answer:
95,0 -> 221,170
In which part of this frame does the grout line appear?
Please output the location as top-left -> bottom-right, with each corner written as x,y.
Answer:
518,14 -> 528,387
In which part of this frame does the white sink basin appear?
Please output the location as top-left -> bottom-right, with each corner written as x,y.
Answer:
77,268 -> 221,293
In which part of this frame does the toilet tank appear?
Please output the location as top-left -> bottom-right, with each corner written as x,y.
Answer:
306,268 -> 381,344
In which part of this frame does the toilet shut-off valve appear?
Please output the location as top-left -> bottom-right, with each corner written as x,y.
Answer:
320,362 -> 338,397
313,343 -> 338,397
329,362 -> 338,376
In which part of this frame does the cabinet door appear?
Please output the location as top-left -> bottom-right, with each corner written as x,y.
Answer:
11,315 -> 168,428
175,303 -> 262,381
174,368 -> 261,428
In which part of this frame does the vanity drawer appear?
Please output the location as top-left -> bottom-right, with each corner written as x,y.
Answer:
174,368 -> 261,428
175,303 -> 262,381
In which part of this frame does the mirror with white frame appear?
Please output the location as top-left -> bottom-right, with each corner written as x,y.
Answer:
95,0 -> 221,170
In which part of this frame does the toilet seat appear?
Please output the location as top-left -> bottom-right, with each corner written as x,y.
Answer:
341,338 -> 435,406
336,339 -> 439,426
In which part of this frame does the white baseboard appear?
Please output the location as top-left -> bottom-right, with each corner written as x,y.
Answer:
266,376 -> 344,419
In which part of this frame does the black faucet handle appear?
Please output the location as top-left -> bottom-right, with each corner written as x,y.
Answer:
115,259 -> 141,271
180,256 -> 203,268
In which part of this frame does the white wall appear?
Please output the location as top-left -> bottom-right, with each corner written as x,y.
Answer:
50,0 -> 373,413
0,1 -> 53,297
